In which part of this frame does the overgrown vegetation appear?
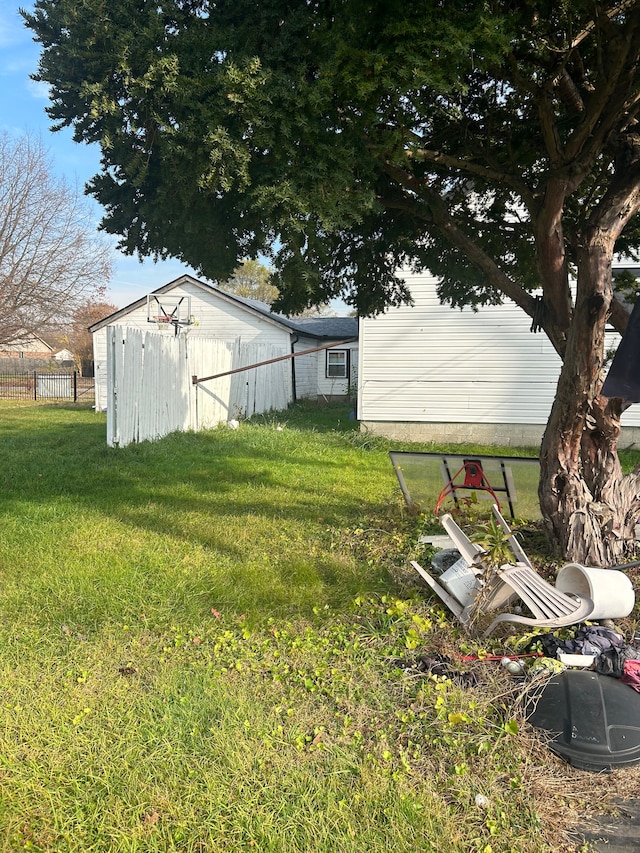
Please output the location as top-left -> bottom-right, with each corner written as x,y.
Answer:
1,401 -> 639,852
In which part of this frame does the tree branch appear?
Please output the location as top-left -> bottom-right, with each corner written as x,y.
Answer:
379,159 -> 572,354
406,144 -> 534,207
564,8 -> 640,162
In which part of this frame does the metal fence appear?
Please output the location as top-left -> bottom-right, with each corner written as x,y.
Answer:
0,372 -> 94,402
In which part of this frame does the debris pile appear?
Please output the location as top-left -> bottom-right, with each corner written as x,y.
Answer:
410,507 -> 640,772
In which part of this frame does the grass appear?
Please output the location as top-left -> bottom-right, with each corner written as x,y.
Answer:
1,399 -> 639,852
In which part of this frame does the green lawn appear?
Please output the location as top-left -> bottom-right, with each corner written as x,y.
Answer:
0,401 -> 632,852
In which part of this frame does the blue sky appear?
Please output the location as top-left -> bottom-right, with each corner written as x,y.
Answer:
1,5 -> 352,316
0,4 -> 214,309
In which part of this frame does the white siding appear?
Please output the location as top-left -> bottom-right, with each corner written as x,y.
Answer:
292,337 -> 359,399
316,342 -> 359,398
93,280 -> 292,411
292,336 -> 318,399
358,270 -> 640,437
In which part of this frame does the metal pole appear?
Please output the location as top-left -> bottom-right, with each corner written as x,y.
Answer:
192,338 -> 357,385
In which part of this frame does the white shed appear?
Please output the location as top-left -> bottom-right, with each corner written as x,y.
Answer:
54,348 -> 75,362
90,274 -> 358,412
357,268 -> 640,446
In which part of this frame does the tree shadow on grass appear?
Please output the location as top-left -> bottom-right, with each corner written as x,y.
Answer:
0,407 -> 403,628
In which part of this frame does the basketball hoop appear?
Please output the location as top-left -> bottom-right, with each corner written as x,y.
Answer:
147,294 -> 193,335
154,314 -> 174,330
435,459 -> 501,515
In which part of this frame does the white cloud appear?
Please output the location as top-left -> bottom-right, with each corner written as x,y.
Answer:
26,78 -> 50,100
0,5 -> 31,50
0,5 -> 41,83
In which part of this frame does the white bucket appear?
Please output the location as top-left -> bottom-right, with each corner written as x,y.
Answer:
555,563 -> 635,620
439,557 -> 480,608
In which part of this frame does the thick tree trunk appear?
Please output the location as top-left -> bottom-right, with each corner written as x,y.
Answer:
539,239 -> 640,565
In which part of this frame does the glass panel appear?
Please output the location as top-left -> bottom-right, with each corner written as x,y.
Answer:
327,351 -> 347,378
389,451 -> 541,520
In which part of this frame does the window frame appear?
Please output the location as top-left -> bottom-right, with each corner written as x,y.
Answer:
326,348 -> 349,379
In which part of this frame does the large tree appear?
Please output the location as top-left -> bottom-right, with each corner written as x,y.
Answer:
24,0 -> 640,563
0,132 -> 112,344
221,259 -> 336,315
221,259 -> 279,305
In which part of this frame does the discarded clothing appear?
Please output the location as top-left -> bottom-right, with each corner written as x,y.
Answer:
524,625 -> 625,658
622,660 -> 640,693
596,645 -> 640,678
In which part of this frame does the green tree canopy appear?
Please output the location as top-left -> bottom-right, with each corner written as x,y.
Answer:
219,258 -> 336,315
23,1 -> 640,316
24,0 -> 640,563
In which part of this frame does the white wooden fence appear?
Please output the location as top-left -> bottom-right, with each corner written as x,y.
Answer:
106,326 -> 293,447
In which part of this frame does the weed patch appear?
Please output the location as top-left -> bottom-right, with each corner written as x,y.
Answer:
0,598 -> 554,851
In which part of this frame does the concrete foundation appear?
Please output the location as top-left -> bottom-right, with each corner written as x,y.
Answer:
360,421 -> 640,450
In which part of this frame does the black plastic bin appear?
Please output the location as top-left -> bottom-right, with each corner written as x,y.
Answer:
527,670 -> 640,772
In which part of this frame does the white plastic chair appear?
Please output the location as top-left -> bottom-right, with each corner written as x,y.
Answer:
411,506 -> 600,636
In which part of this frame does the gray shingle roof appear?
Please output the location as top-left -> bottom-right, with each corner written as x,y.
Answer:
216,289 -> 357,339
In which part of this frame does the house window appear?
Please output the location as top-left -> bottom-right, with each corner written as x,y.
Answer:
326,349 -> 348,379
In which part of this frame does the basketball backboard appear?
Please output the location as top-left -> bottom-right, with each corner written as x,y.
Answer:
389,451 -> 541,519
146,294 -> 192,333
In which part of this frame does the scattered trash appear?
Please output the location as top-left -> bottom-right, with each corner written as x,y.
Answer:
227,419 -> 239,429
411,504 -> 636,637
398,626 -> 640,771
389,449 -> 538,519
430,548 -> 462,575
393,654 -> 478,687
474,794 -> 490,809
435,458 -> 501,516
522,624 -> 625,659
622,660 -> 640,693
407,506 -> 640,772
436,556 -> 480,608
527,656 -> 566,676
556,563 -> 635,621
501,656 -> 525,675
458,652 -> 540,662
556,652 -> 596,668
596,644 -> 640,678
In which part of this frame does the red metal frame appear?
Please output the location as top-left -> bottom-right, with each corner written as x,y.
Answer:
435,460 -> 501,515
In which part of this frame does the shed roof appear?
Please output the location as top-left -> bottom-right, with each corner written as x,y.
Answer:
89,274 -> 357,341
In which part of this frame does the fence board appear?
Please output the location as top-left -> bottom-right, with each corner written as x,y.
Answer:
189,337 -> 234,429
125,328 -> 143,444
107,328 -> 293,446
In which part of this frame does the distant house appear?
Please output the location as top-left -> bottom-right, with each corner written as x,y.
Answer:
0,332 -> 54,360
357,267 -> 640,446
54,348 -> 75,362
89,274 -> 358,412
